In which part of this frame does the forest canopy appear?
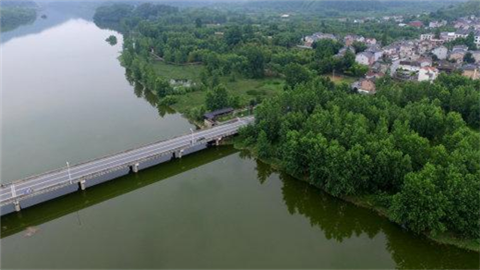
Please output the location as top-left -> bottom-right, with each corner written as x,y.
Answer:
239,74 -> 480,240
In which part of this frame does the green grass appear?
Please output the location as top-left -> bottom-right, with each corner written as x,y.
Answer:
152,62 -> 203,82
152,62 -> 285,113
326,75 -> 357,85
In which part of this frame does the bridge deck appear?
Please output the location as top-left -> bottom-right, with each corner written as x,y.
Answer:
0,117 -> 253,208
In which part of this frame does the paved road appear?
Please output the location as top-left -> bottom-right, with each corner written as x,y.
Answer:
0,117 -> 254,205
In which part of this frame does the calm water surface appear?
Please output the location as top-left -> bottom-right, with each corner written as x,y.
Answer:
1,6 -> 478,269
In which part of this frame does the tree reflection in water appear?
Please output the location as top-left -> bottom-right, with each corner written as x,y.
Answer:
253,158 -> 480,269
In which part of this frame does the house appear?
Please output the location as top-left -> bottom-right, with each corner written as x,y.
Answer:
398,60 -> 421,72
398,42 -> 416,58
454,29 -> 470,39
440,32 -> 457,42
452,45 -> 469,52
371,61 -> 390,74
351,79 -> 376,94
432,46 -> 448,60
304,32 -> 337,47
417,56 -> 433,67
429,20 -> 447,28
449,50 -> 466,63
336,46 -> 356,57
471,51 -> 480,63
461,65 -> 480,80
365,71 -> 385,80
454,18 -> 471,29
355,52 -> 375,66
365,47 -> 384,62
344,34 -> 365,46
418,67 -> 439,82
475,30 -> 480,46
409,21 -> 424,28
280,14 -> 290,18
437,60 -> 457,74
382,44 -> 398,56
203,107 -> 234,126
365,38 -> 377,45
420,33 -> 434,41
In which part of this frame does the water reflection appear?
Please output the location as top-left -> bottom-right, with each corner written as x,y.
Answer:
132,81 -> 177,117
1,2 -> 98,43
251,159 -> 480,269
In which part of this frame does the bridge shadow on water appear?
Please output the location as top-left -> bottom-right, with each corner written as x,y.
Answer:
0,146 -> 238,239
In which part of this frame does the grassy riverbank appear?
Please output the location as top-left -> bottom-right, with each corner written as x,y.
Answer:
228,137 -> 480,253
152,62 -> 285,113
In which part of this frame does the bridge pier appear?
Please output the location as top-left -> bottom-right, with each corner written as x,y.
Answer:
215,137 -> 222,146
131,163 -> 139,173
174,149 -> 184,159
14,201 -> 21,212
79,180 -> 86,191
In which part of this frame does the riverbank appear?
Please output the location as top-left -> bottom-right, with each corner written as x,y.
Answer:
227,137 -> 480,253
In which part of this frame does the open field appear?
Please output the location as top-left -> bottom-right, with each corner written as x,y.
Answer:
152,62 -> 285,113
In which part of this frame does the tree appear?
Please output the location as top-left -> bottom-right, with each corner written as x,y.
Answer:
205,85 -> 230,111
241,45 -> 265,78
390,164 -> 447,235
195,17 -> 202,28
313,39 -> 341,60
463,52 -> 475,64
257,130 -> 271,159
224,25 -> 243,46
434,28 -> 441,39
285,63 -> 312,88
154,78 -> 171,97
351,41 -> 367,53
465,31 -> 477,50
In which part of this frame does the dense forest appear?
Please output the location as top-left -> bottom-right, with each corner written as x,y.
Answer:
0,5 -> 37,32
238,74 -> 479,241
237,0 -> 459,17
431,0 -> 480,20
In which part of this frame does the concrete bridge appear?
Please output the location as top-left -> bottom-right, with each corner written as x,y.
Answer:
0,116 -> 254,216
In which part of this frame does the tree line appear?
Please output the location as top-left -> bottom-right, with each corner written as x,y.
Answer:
239,74 -> 480,240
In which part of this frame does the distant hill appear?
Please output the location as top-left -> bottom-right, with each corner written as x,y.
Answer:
249,0 -> 466,12
0,0 -> 37,8
431,0 -> 480,20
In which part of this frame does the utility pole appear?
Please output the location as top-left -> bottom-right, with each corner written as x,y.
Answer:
10,184 -> 16,197
66,162 -> 72,184
190,128 -> 194,144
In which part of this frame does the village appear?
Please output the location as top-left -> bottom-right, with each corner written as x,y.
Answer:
302,15 -> 480,94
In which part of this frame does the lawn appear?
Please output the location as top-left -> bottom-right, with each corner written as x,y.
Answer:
326,75 -> 357,85
152,62 -> 203,82
152,62 -> 285,113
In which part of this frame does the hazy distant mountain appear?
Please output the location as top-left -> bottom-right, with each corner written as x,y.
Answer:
431,0 -> 480,19
249,0 -> 467,12
0,0 -> 38,8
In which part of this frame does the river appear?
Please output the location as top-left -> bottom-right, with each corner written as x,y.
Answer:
0,4 -> 478,269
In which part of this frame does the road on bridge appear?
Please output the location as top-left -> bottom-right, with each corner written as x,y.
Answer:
0,117 -> 254,205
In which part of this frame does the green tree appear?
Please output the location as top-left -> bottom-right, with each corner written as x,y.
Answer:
390,164 -> 447,235
285,63 -> 312,88
195,17 -> 202,28
257,130 -> 271,159
463,52 -> 475,64
224,25 -> 243,46
205,85 -> 230,111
